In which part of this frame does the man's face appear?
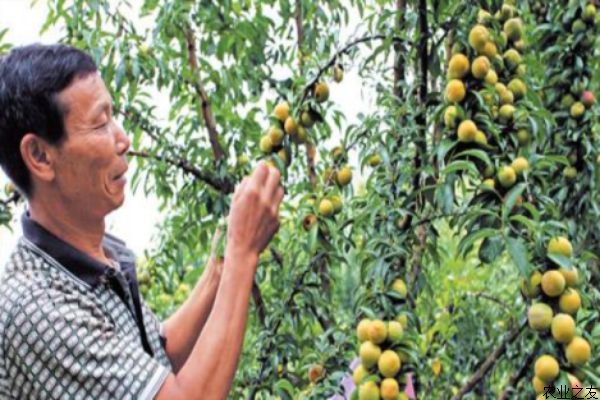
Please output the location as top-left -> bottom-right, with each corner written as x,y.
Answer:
51,72 -> 130,218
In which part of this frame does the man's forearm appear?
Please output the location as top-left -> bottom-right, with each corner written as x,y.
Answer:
171,249 -> 258,399
163,260 -> 221,372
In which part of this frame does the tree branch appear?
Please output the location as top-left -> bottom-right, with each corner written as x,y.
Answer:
393,0 -> 407,101
451,320 -> 528,400
246,252 -> 328,397
498,343 -> 539,400
299,34 -> 407,104
128,150 -> 234,193
0,191 -> 20,208
184,25 -> 226,163
251,282 -> 267,326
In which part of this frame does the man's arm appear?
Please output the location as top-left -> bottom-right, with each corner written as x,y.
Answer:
162,238 -> 223,373
156,163 -> 283,400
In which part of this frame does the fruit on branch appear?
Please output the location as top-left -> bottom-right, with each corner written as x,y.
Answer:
471,56 -> 491,79
273,101 -> 290,122
548,236 -> 573,258
551,313 -> 576,344
498,86 -> 515,105
469,24 -> 490,52
534,355 -> 560,382
508,78 -> 527,100
301,110 -> 315,127
314,82 -> 330,103
359,341 -> 382,368
331,146 -> 344,161
295,125 -> 308,143
541,270 -> 566,297
572,19 -> 587,34
380,378 -> 400,400
504,17 -> 523,41
284,117 -> 298,135
358,381 -> 380,400
474,130 -> 488,145
391,278 -> 408,299
563,166 -> 577,180
582,4 -> 597,23
277,149 -> 290,165
497,165 -> 517,188
448,54 -> 470,79
330,195 -> 343,213
480,41 -> 498,58
333,66 -> 344,83
478,9 -> 493,25
532,376 -> 545,394
513,39 -> 527,52
319,199 -> 334,217
378,350 -> 401,378
237,154 -> 250,166
396,314 -> 408,329
269,126 -> 284,146
353,365 -> 368,385
559,289 -> 582,315
562,94 -> 576,109
521,271 -> 542,298
357,319 -> 372,342
511,157 -> 529,174
260,135 -> 274,153
581,91 -> 596,108
336,166 -> 353,186
444,106 -> 459,128
499,104 -> 515,123
308,364 -> 324,383
567,374 -> 585,396
528,302 -> 553,331
302,214 -> 317,231
387,321 -> 404,342
457,120 -> 477,142
368,154 -> 382,167
446,79 -> 466,103
501,3 -> 516,21
503,49 -> 522,71
485,69 -> 498,85
517,128 -> 529,145
570,102 -> 585,119
369,320 -> 388,344
559,267 -> 578,287
565,337 -> 591,366
482,179 -> 495,189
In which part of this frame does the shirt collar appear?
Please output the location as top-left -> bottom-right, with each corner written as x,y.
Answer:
21,211 -> 136,287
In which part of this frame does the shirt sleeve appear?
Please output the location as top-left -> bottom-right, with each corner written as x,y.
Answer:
4,288 -> 171,400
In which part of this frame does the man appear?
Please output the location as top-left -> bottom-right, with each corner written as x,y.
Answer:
0,44 -> 283,399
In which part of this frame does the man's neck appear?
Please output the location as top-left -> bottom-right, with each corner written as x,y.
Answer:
28,200 -> 110,265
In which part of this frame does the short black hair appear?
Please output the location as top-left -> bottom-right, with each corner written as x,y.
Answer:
0,44 -> 97,197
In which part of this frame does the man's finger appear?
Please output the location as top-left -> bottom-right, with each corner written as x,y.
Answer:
273,186 -> 284,214
251,162 -> 269,186
264,166 -> 281,198
234,177 -> 249,200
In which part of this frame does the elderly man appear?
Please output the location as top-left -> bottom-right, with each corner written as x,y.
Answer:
0,44 -> 283,399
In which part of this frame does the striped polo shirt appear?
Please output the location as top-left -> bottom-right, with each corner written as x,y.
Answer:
0,212 -> 172,399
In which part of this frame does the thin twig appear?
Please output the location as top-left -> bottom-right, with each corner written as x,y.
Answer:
128,150 -> 234,193
184,25 -> 226,162
451,320 -> 528,400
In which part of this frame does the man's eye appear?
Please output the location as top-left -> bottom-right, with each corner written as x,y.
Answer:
96,119 -> 111,130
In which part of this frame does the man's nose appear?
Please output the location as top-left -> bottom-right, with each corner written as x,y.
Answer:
115,122 -> 131,156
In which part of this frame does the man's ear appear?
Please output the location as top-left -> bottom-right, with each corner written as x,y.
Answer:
20,133 -> 56,183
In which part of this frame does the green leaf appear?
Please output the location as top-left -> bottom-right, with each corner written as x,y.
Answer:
506,236 -> 531,278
